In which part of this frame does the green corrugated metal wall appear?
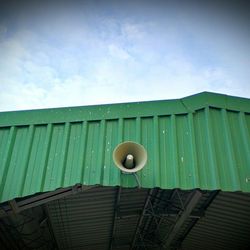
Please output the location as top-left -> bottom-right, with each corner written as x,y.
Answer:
0,92 -> 250,202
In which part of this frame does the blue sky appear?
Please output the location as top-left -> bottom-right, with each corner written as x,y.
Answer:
0,0 -> 249,111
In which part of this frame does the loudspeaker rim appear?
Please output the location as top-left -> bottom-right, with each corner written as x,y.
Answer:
112,141 -> 147,173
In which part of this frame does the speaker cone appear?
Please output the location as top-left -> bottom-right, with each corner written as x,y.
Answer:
113,141 -> 147,173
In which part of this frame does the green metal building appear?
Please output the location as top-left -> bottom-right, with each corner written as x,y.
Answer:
0,92 -> 249,249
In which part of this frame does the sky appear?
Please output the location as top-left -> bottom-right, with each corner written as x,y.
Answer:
0,0 -> 249,111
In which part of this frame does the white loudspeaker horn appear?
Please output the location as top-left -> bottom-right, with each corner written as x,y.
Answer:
113,141 -> 147,173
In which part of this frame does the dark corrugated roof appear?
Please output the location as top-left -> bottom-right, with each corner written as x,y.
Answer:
1,186 -> 250,250
48,187 -> 116,249
182,192 -> 250,250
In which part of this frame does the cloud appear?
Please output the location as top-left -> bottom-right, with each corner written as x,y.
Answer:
0,1 -> 249,112
121,22 -> 147,41
0,24 -> 7,38
0,45 -> 242,112
108,44 -> 131,60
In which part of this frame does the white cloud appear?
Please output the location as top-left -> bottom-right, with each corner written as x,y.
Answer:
0,4 -> 249,112
0,48 -> 241,112
121,22 -> 147,41
108,44 -> 131,60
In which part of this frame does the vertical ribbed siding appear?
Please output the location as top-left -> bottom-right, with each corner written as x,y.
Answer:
58,122 -> 71,187
141,117 -> 154,187
121,118 -> 139,187
0,107 -> 250,202
204,108 -> 220,188
158,115 -> 180,188
22,125 -> 49,195
101,120 -> 122,186
209,109 -> 250,191
193,109 -> 219,190
239,112 -> 250,188
170,114 -> 180,187
63,122 -> 84,186
44,124 -> 65,191
19,125 -> 35,196
209,109 -> 237,189
220,110 -> 241,189
153,116 -> 160,187
3,126 -> 30,200
187,113 -> 199,188
0,126 -> 16,201
176,114 -> 197,189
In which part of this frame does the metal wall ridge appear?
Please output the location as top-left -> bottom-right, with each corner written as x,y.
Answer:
0,91 -> 249,127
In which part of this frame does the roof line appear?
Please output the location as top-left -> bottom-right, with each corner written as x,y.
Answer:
0,92 -> 249,127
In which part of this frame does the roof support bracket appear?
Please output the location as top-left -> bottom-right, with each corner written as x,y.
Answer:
9,199 -> 20,214
109,187 -> 121,250
164,190 -> 202,249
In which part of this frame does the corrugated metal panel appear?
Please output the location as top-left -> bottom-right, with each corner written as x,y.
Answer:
1,186 -> 249,249
47,186 -> 149,250
48,187 -> 116,250
0,92 -> 250,202
114,188 -> 148,247
182,192 -> 250,250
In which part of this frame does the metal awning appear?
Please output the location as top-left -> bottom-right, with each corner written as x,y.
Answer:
1,186 -> 249,249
